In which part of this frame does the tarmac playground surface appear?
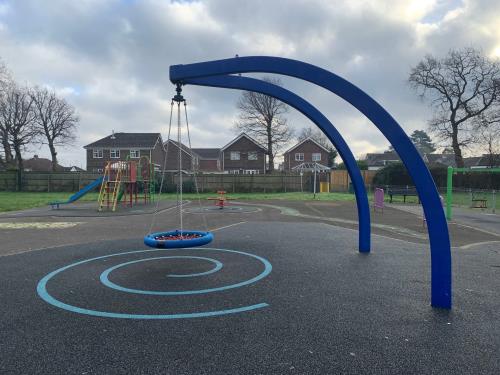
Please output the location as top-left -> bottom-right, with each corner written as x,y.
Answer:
0,198 -> 499,374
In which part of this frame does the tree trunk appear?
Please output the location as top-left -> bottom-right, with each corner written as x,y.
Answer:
13,143 -> 23,171
49,142 -> 58,171
1,132 -> 13,165
451,124 -> 464,168
14,143 -> 23,191
268,152 -> 274,173
267,136 -> 274,173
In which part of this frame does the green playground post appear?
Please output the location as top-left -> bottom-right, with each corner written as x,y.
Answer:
446,166 -> 453,220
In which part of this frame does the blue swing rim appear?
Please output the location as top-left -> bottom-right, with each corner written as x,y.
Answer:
144,230 -> 214,249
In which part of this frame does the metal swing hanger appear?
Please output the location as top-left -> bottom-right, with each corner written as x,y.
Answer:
144,84 -> 212,249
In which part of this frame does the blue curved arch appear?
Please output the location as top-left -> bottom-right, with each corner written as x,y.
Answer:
184,75 -> 370,252
170,56 -> 452,308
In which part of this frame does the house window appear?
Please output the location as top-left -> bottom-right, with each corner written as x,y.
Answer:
245,170 -> 259,175
110,149 -> 120,158
312,153 -> 321,161
93,149 -> 103,158
295,153 -> 304,161
130,149 -> 140,158
248,151 -> 258,160
230,151 -> 240,160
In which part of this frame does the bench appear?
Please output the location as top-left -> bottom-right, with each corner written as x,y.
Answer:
387,188 -> 419,203
471,193 -> 487,208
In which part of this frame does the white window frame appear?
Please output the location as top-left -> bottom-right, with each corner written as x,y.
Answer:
231,169 -> 240,174
110,149 -> 120,159
312,153 -> 321,161
130,149 -> 140,158
245,169 -> 259,175
295,153 -> 304,161
93,149 -> 103,159
248,151 -> 258,160
230,151 -> 240,161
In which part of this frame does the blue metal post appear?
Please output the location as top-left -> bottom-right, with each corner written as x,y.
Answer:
184,75 -> 371,252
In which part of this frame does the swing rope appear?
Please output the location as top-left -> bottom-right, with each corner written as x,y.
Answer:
148,100 -> 174,235
184,100 -> 209,232
176,99 -> 184,235
147,84 -> 209,240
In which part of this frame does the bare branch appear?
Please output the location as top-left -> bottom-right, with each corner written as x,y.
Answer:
30,86 -> 79,171
409,47 -> 500,167
234,77 -> 292,172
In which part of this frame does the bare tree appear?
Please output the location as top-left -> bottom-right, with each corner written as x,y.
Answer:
409,47 -> 500,167
235,77 -> 293,173
297,126 -> 338,166
0,85 -> 37,171
31,87 -> 78,171
475,113 -> 500,167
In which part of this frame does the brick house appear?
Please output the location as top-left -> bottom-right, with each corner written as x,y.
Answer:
163,140 -> 196,172
283,138 -> 330,172
23,155 -> 66,172
191,148 -> 221,172
84,132 -> 165,173
220,133 -> 267,174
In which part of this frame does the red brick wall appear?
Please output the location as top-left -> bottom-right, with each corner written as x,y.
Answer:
284,140 -> 329,171
199,159 -> 220,172
222,137 -> 266,173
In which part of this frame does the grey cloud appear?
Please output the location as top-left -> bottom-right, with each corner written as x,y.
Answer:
0,0 -> 499,167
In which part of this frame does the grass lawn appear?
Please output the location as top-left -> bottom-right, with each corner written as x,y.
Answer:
383,191 -> 500,210
0,190 -> 497,213
0,192 -> 100,212
0,191 -> 360,212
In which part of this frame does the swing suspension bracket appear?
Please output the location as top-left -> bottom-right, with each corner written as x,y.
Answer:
173,83 -> 185,103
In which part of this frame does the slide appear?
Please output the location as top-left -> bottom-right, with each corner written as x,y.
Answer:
50,176 -> 104,209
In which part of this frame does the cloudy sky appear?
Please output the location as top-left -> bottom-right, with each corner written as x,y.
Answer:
1,0 -> 499,168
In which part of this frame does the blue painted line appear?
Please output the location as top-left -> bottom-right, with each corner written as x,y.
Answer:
100,255 -> 222,286
100,253 -> 271,295
36,248 -> 272,319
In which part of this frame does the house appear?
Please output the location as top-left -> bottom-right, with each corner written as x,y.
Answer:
191,148 -> 221,172
84,132 -> 165,173
163,140 -> 198,172
467,154 -> 500,169
64,166 -> 85,172
423,153 -> 457,168
23,155 -> 66,172
368,151 -> 500,170
283,138 -> 331,172
365,151 -> 401,170
220,133 -> 267,174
